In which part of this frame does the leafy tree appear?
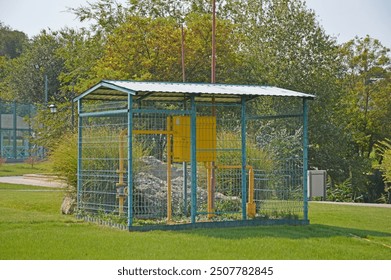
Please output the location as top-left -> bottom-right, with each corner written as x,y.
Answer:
339,36 -> 391,158
0,22 -> 28,58
5,31 -> 64,104
334,36 -> 391,201
68,0 -> 127,35
55,28 -> 106,94
92,12 -> 242,83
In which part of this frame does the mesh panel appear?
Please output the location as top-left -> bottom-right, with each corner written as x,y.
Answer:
77,95 -> 307,228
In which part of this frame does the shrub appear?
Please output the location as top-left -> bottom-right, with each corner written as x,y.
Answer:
50,132 -> 78,189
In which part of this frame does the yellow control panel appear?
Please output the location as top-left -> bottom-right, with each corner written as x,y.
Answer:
171,116 -> 216,163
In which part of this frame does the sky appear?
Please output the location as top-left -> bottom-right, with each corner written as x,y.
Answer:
0,0 -> 391,48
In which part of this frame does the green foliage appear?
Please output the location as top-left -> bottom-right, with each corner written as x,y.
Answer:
29,101 -> 74,153
0,22 -> 28,58
6,31 -> 65,104
217,130 -> 275,171
376,139 -> 391,184
339,36 -> 391,159
49,132 -> 78,188
327,177 -> 355,202
48,125 -> 149,191
375,139 -> 391,203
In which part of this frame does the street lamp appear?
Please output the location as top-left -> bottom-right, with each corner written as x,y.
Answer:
49,104 -> 57,114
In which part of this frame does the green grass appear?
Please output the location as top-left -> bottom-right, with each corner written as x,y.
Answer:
0,161 -> 53,177
0,183 -> 390,259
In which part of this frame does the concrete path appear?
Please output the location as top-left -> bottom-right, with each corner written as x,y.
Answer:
311,201 -> 391,208
0,175 -> 66,188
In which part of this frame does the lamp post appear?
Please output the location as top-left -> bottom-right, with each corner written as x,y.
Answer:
48,104 -> 57,114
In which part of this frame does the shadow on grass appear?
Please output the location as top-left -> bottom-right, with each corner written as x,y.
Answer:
182,224 -> 391,240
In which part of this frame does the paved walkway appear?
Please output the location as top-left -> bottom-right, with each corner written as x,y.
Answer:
0,175 -> 66,188
311,201 -> 391,208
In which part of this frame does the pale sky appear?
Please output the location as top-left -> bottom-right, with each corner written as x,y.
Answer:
0,0 -> 390,48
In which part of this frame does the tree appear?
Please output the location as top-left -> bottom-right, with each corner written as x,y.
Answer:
5,31 -> 64,104
92,12 -> 243,83
0,22 -> 28,59
339,36 -> 391,158
336,36 -> 391,201
55,28 -> 106,94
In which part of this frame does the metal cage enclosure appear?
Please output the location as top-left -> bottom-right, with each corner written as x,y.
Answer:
75,81 -> 314,230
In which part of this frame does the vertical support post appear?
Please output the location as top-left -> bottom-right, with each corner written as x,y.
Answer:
127,94 -> 134,229
44,75 -> 48,105
190,95 -> 197,224
183,101 -> 188,216
207,162 -> 213,219
181,24 -> 186,83
12,101 -> 17,159
0,101 -> 2,158
303,98 -> 309,222
211,0 -> 216,83
183,163 -> 188,216
241,96 -> 247,220
166,117 -> 172,222
28,104 -> 32,158
77,100 -> 83,211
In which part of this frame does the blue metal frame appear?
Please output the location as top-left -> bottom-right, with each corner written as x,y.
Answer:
241,96 -> 247,220
79,109 -> 128,118
190,95 -> 197,224
127,94 -> 133,229
303,98 -> 309,222
77,100 -> 83,210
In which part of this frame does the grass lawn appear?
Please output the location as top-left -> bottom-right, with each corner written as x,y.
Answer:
0,161 -> 52,177
0,183 -> 390,260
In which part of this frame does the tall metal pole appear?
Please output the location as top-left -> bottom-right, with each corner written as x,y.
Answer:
190,95 -> 197,224
211,0 -> 216,83
44,74 -> 48,105
181,24 -> 186,83
241,96 -> 247,220
209,0 -> 217,218
303,98 -> 309,222
181,23 -> 189,216
127,93 -> 134,229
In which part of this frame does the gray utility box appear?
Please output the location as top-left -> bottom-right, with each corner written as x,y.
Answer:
308,170 -> 327,199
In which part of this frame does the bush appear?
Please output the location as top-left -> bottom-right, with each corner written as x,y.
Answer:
50,132 -> 78,189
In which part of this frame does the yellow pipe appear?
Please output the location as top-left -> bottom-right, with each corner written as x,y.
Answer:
247,166 -> 256,218
215,165 -> 256,218
166,117 -> 172,223
117,127 -> 175,219
117,129 -> 127,187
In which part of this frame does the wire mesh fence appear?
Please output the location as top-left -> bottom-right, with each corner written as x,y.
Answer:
0,101 -> 36,161
77,91 -> 307,229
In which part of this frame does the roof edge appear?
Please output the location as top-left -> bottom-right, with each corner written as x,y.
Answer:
74,80 -> 136,102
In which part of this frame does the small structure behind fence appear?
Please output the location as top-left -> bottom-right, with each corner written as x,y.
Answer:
0,100 -> 39,161
75,81 -> 314,230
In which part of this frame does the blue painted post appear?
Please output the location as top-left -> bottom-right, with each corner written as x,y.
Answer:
190,95 -> 197,224
303,98 -> 309,222
241,96 -> 247,220
13,101 -> 17,159
77,100 -> 83,211
127,94 -> 134,229
0,101 -> 2,158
